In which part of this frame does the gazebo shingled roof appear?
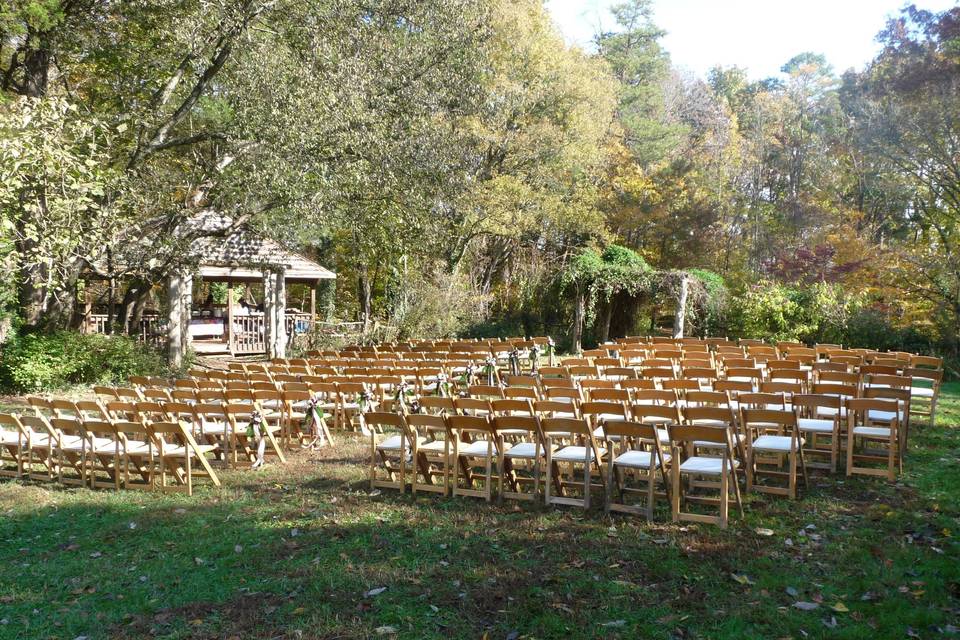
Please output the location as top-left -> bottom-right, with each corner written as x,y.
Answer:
188,210 -> 335,283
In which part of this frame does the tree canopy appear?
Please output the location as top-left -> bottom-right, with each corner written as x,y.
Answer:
1,0 -> 959,357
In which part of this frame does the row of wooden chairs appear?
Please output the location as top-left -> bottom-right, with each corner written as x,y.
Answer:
363,394 -> 904,528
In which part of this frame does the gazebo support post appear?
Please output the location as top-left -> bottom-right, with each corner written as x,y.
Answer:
226,281 -> 235,356
310,281 -> 317,329
673,273 -> 689,339
263,268 -> 287,359
167,270 -> 193,368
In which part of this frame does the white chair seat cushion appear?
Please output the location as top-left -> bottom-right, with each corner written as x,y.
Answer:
679,456 -> 738,475
910,387 -> 935,398
751,435 -> 799,452
341,402 -> 361,411
613,449 -> 670,469
419,440 -> 448,452
852,425 -> 891,438
457,440 -> 500,457
552,445 -> 605,462
867,410 -> 902,423
57,435 -> 88,451
161,443 -> 217,457
121,440 -> 158,455
690,418 -> 727,428
500,428 -> 531,436
816,406 -> 847,419
504,442 -> 545,459
377,434 -> 420,451
0,431 -> 20,444
29,433 -> 51,448
693,433 -> 744,448
798,417 -> 835,433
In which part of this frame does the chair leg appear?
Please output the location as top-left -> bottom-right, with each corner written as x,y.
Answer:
671,465 -> 681,523
719,468 -> 729,529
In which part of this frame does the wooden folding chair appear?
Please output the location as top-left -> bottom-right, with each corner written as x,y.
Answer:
542,417 -> 606,509
741,408 -> 807,498
0,413 -> 25,478
448,414 -> 499,501
148,421 -> 220,496
603,419 -> 671,520
366,412 -> 415,492
793,393 -> 842,473
83,418 -> 122,489
846,398 -> 901,481
109,419 -> 156,489
667,423 -> 743,528
49,417 -> 89,486
494,415 -> 545,502
18,415 -> 55,481
406,413 -> 450,496
905,367 -> 941,427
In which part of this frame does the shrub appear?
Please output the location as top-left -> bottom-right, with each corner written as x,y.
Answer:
0,329 -> 167,392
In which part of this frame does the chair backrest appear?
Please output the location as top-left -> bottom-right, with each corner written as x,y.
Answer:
454,397 -> 491,415
682,405 -> 735,426
419,396 -> 456,415
540,416 -> 591,438
760,381 -> 803,396
740,408 -> 796,432
545,386 -> 582,402
446,414 -> 494,436
363,411 -> 408,432
490,398 -> 534,416
492,415 -> 541,439
813,382 -> 857,399
684,390 -> 730,407
661,379 -> 700,393
504,386 -> 539,401
580,401 -> 627,423
588,388 -> 630,403
714,379 -> 753,395
667,423 -> 732,447
619,378 -> 658,392
792,393 -> 841,416
467,385 -> 505,399
846,398 -> 900,424
533,400 -> 580,418
737,392 -> 786,410
406,413 -> 447,438
630,403 -> 681,424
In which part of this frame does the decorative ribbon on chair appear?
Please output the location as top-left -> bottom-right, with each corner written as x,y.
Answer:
547,336 -> 556,367
528,343 -> 542,373
302,395 -> 330,450
393,380 -> 416,414
435,371 -> 451,397
508,347 -> 522,377
483,356 -> 498,386
246,411 -> 268,470
460,363 -> 477,391
357,388 -> 375,436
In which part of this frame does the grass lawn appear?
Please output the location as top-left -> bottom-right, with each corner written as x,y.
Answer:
1,387 -> 959,639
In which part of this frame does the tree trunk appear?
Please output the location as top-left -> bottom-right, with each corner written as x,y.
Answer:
357,265 -> 372,331
598,298 -> 613,344
673,275 -> 689,339
572,285 -> 585,355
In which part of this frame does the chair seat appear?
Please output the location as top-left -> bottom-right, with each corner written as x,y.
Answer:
457,440 -> 501,457
28,433 -> 51,448
693,433 -> 744,448
910,387 -> 935,398
552,445 -> 605,462
0,431 -> 20,445
679,456 -> 738,475
419,440 -> 448,453
376,434 -> 421,451
689,418 -> 728,428
500,428 -> 532,436
119,440 -> 159,455
751,434 -> 799,453
504,442 -> 546,459
613,449 -> 670,469
867,410 -> 902,423
798,417 -> 835,433
161,443 -> 218,458
57,435 -> 88,451
852,425 -> 892,438
816,406 -> 848,419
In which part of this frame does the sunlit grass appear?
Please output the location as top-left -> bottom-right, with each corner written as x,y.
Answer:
0,390 -> 957,639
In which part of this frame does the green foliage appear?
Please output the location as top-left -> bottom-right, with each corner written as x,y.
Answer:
0,329 -> 166,392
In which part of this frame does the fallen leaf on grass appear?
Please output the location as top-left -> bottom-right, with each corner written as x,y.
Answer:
731,573 -> 755,586
793,602 -> 820,611
364,587 -> 387,597
831,602 -> 849,613
786,586 -> 799,597
600,620 -> 627,627
755,527 -> 775,536
374,626 -> 397,635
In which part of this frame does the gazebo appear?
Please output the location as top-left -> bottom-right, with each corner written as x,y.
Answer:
166,211 -> 336,366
